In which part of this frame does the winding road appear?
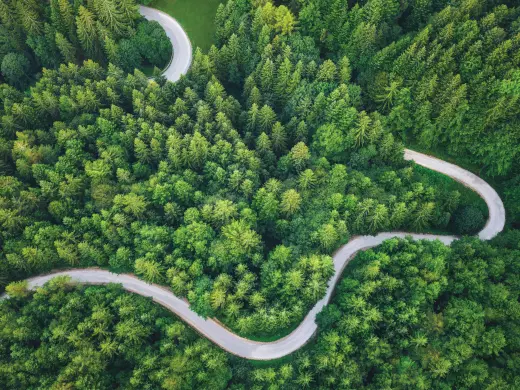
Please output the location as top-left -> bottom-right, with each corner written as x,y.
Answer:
140,5 -> 192,82
15,150 -> 506,360
3,7 -> 507,360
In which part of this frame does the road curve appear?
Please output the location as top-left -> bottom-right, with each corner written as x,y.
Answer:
139,5 -> 192,82
403,150 -> 505,240
4,6 -> 508,360
11,150 -> 505,360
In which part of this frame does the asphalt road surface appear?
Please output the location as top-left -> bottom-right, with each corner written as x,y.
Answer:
15,150 -> 505,360
3,7 -> 507,360
140,5 -> 192,82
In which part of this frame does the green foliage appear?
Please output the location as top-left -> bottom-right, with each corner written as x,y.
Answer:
0,0 -> 172,88
0,282 -> 232,389
0,0 -> 517,387
4,280 -> 29,298
0,44 -> 472,338
300,0 -> 520,178
305,236 -> 520,389
0,0 -> 511,373
0,52 -> 30,88
117,38 -> 142,72
233,236 -> 520,389
134,20 -> 173,68
4,234 -> 520,389
453,205 -> 486,235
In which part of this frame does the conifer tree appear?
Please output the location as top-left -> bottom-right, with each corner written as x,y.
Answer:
16,0 -> 43,36
93,0 -> 127,38
55,31 -> 77,63
58,0 -> 77,42
76,6 -> 99,59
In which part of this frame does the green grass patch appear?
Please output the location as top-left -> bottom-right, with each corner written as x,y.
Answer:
148,0 -> 222,52
414,165 -> 488,216
218,317 -> 302,343
413,164 -> 488,235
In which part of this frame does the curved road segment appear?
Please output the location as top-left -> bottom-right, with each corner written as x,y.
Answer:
17,151 -> 505,360
139,5 -> 192,82
4,8 -> 507,361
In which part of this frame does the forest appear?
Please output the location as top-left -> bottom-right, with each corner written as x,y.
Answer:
3,234 -> 519,388
0,0 -> 519,388
0,0 -> 172,88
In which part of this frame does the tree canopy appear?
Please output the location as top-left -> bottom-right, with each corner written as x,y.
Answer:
0,0 -> 172,89
3,233 -> 520,389
0,0 -> 519,388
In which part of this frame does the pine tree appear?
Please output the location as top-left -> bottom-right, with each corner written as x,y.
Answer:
103,35 -> 119,64
58,0 -> 77,42
275,57 -> 292,103
247,86 -> 262,107
93,0 -> 127,38
49,0 -> 64,31
16,0 -> 43,36
281,189 -> 301,215
338,56 -> 351,84
258,104 -> 276,133
352,111 -> 371,147
271,121 -> 287,154
76,6 -> 99,59
274,5 -> 295,36
117,0 -> 139,26
317,59 -> 337,82
290,142 -> 310,171
260,58 -> 275,93
0,0 -> 17,27
55,31 -> 77,63
44,23 -> 60,64
214,3 -> 227,44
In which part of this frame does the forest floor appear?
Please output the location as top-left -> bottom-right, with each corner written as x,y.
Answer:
148,0 -> 222,51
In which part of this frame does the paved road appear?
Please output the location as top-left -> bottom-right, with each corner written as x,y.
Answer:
140,5 -> 192,82
13,150 -> 505,360
404,150 -> 505,240
4,9 -> 507,360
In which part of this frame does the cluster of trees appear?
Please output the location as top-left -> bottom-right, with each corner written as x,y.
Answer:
295,0 -> 520,178
0,0 -> 517,386
0,0 -> 486,339
235,233 -> 520,389
4,232 -> 520,389
0,26 -> 477,336
0,0 -> 172,89
1,278 -> 232,389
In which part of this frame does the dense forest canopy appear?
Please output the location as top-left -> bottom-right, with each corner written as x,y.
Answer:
0,0 -> 519,388
3,234 -> 520,389
0,10 -> 483,337
0,0 -> 172,88
294,0 -> 520,217
1,278 -> 232,389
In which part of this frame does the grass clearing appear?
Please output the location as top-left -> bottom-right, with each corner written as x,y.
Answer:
149,0 -> 222,52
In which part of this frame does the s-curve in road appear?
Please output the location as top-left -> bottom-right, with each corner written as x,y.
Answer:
5,150 -> 506,360
140,5 -> 192,82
